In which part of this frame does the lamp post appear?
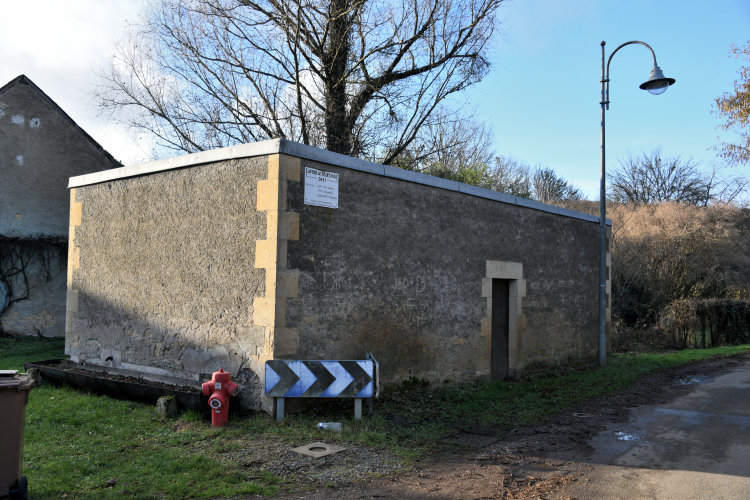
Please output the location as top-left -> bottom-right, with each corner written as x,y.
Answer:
599,41 -> 675,367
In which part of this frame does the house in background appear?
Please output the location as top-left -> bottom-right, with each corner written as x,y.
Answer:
0,75 -> 120,336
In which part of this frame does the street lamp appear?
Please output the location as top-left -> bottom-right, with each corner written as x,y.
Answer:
599,41 -> 675,367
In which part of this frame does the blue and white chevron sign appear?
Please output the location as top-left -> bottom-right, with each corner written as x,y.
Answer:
265,360 -> 374,398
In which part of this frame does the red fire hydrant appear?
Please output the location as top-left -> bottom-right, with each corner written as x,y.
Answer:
202,369 -> 240,427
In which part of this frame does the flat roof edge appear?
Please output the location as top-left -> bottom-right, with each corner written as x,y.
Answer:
68,139 -> 283,188
68,138 -> 610,226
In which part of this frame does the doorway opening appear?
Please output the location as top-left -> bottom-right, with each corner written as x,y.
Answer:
482,260 -> 525,379
491,279 -> 510,381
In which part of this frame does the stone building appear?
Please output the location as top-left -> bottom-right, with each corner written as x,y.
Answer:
0,75 -> 119,336
66,139 -> 611,412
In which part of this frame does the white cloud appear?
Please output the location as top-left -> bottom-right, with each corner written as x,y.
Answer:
0,0 -> 146,165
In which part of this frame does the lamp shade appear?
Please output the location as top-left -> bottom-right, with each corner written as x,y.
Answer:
640,64 -> 675,95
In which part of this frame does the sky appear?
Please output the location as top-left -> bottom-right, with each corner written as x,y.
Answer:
1,0 -> 748,198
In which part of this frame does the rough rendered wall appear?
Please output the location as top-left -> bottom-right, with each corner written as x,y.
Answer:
286,160 -> 607,386
67,158 -> 269,408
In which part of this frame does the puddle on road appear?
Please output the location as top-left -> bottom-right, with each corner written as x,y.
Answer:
615,431 -> 637,441
675,377 -> 707,385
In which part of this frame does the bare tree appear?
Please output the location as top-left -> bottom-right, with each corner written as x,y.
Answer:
92,0 -> 502,163
531,167 -> 582,204
491,155 -> 531,198
419,114 -> 495,172
609,148 -> 749,206
416,148 -> 581,202
704,166 -> 750,206
413,115 -> 496,188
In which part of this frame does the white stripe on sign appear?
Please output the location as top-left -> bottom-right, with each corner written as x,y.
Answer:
319,361 -> 354,397
283,360 -> 316,397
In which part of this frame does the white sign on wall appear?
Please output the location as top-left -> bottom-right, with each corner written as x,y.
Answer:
304,167 -> 339,209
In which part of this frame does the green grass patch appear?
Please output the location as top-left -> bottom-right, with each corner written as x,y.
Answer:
4,337 -> 283,499
0,335 -> 65,371
24,385 -> 280,499
374,345 -> 750,434
4,336 -> 749,499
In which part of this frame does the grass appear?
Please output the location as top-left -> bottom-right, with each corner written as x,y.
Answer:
0,335 -> 65,371
376,346 -> 750,433
3,337 -> 282,499
4,336 -> 749,499
24,386 -> 281,499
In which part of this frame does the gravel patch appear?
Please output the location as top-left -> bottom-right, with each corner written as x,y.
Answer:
214,436 -> 409,488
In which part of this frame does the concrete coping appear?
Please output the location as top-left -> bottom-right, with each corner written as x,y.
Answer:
68,138 -> 611,226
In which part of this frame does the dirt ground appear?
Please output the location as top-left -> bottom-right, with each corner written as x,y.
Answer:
271,353 -> 750,500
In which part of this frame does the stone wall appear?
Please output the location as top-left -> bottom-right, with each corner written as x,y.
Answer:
284,158 -> 610,387
66,141 -> 610,411
0,76 -> 119,337
67,157 -> 270,409
0,239 -> 66,337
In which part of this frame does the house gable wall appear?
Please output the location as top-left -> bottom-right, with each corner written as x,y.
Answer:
0,80 -> 118,237
0,77 -> 119,337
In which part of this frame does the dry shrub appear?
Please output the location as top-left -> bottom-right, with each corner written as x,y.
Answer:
610,321 -> 679,353
609,203 -> 750,326
660,299 -> 750,348
555,198 -> 600,215
553,199 -> 750,350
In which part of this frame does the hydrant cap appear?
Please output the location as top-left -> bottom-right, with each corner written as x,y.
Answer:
208,391 -> 226,409
225,381 -> 240,397
202,381 -> 214,396
213,369 -> 231,384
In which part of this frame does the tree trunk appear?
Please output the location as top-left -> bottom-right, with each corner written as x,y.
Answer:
324,0 -> 354,156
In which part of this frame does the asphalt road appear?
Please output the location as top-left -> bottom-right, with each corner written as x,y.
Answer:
275,356 -> 750,500
551,359 -> 750,499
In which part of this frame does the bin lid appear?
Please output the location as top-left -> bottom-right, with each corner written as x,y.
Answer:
0,371 -> 33,389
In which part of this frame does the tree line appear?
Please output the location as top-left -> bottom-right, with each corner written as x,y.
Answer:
91,2 -> 750,349
91,1 -> 749,209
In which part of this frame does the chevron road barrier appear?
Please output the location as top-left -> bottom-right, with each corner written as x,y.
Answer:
265,357 -> 378,422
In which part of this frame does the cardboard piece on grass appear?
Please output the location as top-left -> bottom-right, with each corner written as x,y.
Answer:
291,442 -> 346,458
